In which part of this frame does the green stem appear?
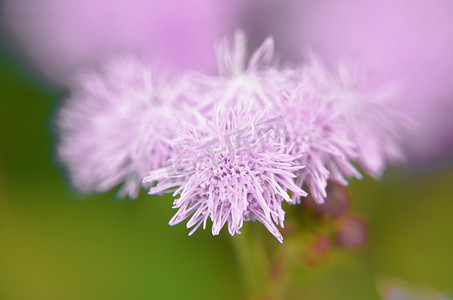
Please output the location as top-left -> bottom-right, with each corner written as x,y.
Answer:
230,225 -> 288,300
231,233 -> 261,298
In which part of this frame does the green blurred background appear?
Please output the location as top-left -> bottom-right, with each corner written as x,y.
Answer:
1,39 -> 453,300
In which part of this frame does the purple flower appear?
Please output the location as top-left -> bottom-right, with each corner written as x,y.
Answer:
275,83 -> 361,204
143,106 -> 306,243
57,55 -> 192,198
274,55 -> 404,203
194,31 -> 290,115
306,59 -> 406,177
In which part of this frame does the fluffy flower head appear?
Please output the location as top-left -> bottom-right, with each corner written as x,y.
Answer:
195,31 -> 289,115
276,82 -> 360,204
327,63 -> 406,177
57,56 -> 191,198
299,57 -> 406,177
144,106 -> 306,242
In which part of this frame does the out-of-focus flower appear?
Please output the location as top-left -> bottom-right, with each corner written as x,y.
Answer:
275,65 -> 360,204
273,55 -> 405,203
1,0 -> 242,83
194,31 -> 290,115
57,55 -> 192,198
318,60 -> 406,177
144,107 -> 306,242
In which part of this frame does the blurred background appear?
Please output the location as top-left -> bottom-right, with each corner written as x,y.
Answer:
1,1 -> 453,299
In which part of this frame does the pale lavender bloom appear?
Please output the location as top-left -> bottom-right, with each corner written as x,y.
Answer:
273,55 -> 405,203
57,55 -> 191,198
312,60 -> 406,177
275,82 -> 361,204
143,106 -> 306,243
194,31 -> 290,115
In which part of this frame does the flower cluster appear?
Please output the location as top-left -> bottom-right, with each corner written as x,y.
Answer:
57,32 -> 407,242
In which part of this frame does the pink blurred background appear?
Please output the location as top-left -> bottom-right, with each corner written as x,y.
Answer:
2,0 -> 241,78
